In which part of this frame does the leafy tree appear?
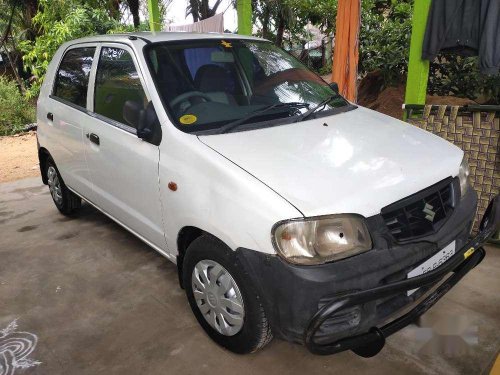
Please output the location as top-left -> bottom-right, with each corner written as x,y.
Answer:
428,55 -> 500,103
359,0 -> 412,85
19,0 -> 121,98
0,0 -> 41,91
358,0 -> 499,103
252,0 -> 309,47
0,76 -> 35,135
250,0 -> 339,53
286,0 -> 337,34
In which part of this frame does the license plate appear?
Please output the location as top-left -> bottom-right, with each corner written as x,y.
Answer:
407,241 -> 456,296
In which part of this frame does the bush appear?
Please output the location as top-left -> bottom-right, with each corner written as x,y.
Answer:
359,1 -> 413,86
0,77 -> 36,136
358,0 -> 499,104
429,55 -> 500,103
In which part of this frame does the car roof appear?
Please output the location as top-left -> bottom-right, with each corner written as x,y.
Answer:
66,31 -> 265,46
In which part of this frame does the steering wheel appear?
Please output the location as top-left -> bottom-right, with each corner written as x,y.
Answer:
170,91 -> 213,109
253,68 -> 325,96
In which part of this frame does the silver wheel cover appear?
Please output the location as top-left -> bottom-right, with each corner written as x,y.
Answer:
47,166 -> 63,206
192,260 -> 245,336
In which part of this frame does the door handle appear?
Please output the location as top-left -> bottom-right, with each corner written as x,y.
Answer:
47,112 -> 53,121
87,133 -> 100,145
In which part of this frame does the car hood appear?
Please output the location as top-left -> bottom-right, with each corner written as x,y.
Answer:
198,107 -> 463,218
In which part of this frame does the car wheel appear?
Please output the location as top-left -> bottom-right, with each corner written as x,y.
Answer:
45,157 -> 81,215
183,235 -> 273,354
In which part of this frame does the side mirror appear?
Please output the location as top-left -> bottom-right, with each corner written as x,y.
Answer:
123,100 -> 162,146
329,82 -> 339,93
123,100 -> 142,129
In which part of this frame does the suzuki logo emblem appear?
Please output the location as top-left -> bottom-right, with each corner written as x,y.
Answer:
422,203 -> 436,222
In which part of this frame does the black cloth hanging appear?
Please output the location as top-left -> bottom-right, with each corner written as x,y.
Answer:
422,0 -> 500,75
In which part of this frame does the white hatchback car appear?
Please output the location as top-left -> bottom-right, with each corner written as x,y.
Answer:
37,32 -> 498,356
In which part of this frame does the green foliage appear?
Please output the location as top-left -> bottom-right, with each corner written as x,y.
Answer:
0,77 -> 35,135
359,0 -> 413,86
109,20 -> 151,33
429,55 -> 500,103
357,0 -> 498,103
286,0 -> 338,33
19,0 -> 121,98
252,0 -> 337,46
317,64 -> 333,76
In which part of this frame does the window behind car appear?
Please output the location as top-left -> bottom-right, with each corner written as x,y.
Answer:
53,47 -> 95,108
94,47 -> 147,127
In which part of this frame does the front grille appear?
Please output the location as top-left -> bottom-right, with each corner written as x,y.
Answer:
381,178 -> 456,241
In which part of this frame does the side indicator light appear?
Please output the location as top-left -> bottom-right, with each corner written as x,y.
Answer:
168,182 -> 178,191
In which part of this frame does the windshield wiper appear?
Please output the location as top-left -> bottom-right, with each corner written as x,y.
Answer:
218,102 -> 309,134
293,94 -> 341,123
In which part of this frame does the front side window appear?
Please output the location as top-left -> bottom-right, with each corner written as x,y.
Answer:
53,47 -> 95,107
94,47 -> 147,127
146,40 -> 350,134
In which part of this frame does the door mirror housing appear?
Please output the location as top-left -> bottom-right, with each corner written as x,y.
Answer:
329,82 -> 339,93
123,100 -> 162,146
123,100 -> 142,129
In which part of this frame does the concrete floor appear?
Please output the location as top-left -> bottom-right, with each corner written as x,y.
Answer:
0,177 -> 499,375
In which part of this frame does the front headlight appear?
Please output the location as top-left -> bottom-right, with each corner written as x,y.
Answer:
458,156 -> 470,199
272,215 -> 372,265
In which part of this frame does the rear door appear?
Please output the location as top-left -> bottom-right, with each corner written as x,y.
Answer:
43,45 -> 97,198
83,43 -> 167,252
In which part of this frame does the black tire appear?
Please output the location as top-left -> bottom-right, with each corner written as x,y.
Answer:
45,157 -> 81,215
183,235 -> 273,354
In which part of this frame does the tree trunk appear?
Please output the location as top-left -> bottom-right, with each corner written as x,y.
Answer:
200,0 -> 209,19
24,0 -> 39,41
0,3 -> 25,93
3,48 -> 25,94
127,0 -> 140,28
189,0 -> 200,22
0,3 -> 15,47
321,39 -> 326,67
275,14 -> 285,47
262,5 -> 270,39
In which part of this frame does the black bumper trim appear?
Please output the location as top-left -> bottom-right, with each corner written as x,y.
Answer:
304,195 -> 499,356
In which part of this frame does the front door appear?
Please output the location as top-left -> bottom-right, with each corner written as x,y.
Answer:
83,43 -> 167,252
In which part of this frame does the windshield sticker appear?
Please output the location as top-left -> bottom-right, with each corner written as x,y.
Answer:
221,40 -> 232,48
179,114 -> 197,125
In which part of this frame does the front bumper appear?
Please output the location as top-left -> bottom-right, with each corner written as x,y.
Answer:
235,193 -> 499,357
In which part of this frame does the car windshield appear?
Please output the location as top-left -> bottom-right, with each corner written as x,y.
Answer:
145,39 -> 352,134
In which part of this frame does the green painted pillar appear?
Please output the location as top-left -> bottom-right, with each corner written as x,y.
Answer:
237,0 -> 252,35
404,0 -> 431,108
148,0 -> 162,32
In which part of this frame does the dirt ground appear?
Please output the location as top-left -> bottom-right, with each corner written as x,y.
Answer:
359,85 -> 475,119
0,131 -> 39,183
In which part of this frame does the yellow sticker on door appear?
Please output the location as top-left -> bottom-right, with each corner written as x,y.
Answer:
179,114 -> 197,125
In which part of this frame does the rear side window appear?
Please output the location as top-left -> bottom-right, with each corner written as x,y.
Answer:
53,47 -> 95,108
94,47 -> 147,127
